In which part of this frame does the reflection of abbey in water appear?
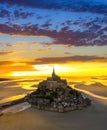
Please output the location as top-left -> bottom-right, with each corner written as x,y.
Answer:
38,67 -> 67,89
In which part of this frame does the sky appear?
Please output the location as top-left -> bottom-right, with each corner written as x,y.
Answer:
0,0 -> 107,78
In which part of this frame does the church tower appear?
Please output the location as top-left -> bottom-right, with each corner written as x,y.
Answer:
52,66 -> 60,80
52,66 -> 56,78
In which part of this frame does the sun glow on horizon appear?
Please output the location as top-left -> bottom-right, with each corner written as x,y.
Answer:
9,62 -> 107,78
10,64 -> 78,77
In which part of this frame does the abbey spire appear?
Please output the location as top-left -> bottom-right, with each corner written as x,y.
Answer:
52,66 -> 55,77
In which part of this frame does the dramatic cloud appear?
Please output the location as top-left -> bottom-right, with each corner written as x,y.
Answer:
14,10 -> 33,19
1,55 -> 106,66
0,61 -> 14,65
0,9 -> 33,19
0,1 -> 107,77
1,0 -> 107,14
0,1 -> 107,46
0,9 -> 11,18
0,61 -> 34,71
0,23 -> 107,46
33,49 -> 47,52
64,52 -> 72,55
0,51 -> 14,55
6,43 -> 13,47
27,55 -> 107,64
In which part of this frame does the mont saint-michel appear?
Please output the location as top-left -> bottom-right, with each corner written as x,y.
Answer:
26,68 -> 91,112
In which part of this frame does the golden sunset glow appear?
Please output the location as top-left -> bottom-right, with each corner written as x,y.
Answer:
7,62 -> 107,78
0,36 -> 106,79
0,1 -> 107,82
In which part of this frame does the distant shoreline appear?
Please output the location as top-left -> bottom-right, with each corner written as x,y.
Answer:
0,78 -> 11,82
0,98 -> 25,111
0,80 -> 107,115
72,85 -> 107,100
0,85 -> 107,116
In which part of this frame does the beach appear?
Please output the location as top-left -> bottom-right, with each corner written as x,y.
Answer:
0,79 -> 107,130
0,98 -> 107,130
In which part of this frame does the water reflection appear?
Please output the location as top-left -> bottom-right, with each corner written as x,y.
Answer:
18,81 -> 38,90
72,84 -> 107,100
94,79 -> 107,86
66,76 -> 107,86
0,77 -> 107,105
0,94 -> 26,104
0,79 -> 41,104
16,79 -> 41,90
1,102 -> 31,114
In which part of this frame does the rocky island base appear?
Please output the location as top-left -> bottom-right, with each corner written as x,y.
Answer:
26,68 -> 91,113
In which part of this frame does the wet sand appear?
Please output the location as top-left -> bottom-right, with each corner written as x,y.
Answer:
75,82 -> 107,97
0,80 -> 107,130
0,96 -> 107,130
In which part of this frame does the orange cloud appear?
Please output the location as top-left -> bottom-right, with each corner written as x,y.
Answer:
26,55 -> 107,65
31,42 -> 39,44
0,51 -> 14,55
0,61 -> 14,65
33,49 -> 47,52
